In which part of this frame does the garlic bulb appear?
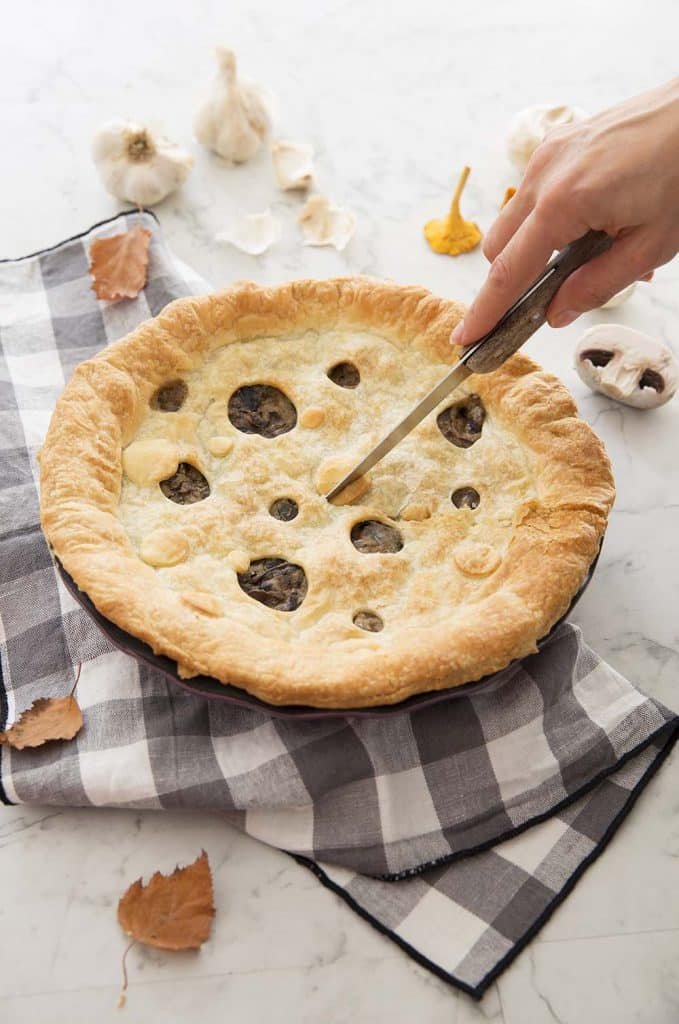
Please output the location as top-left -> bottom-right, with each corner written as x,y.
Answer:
91,120 -> 193,207
507,104 -> 588,170
600,283 -> 636,309
194,47 -> 271,163
298,195 -> 356,250
272,140 -> 314,190
216,209 -> 282,255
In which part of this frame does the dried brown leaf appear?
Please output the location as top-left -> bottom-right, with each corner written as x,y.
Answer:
89,226 -> 152,301
118,850 -> 214,951
0,696 -> 83,750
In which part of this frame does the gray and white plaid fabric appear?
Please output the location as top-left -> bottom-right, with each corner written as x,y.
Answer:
1,211 -> 676,1000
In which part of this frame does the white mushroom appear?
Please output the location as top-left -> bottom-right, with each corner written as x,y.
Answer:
507,104 -> 588,171
298,194 -> 356,250
215,209 -> 282,255
575,324 -> 679,409
600,282 -> 636,309
272,140 -> 314,190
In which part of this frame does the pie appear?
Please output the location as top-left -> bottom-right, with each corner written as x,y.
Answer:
39,278 -> 615,707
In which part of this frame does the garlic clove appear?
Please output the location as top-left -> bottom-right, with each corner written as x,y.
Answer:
507,104 -> 588,170
194,46 -> 272,164
600,282 -> 636,309
216,209 -> 282,255
272,140 -> 314,190
298,195 -> 356,251
574,324 -> 679,409
91,120 -> 193,207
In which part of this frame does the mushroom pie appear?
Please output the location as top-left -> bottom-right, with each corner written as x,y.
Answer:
40,279 -> 614,707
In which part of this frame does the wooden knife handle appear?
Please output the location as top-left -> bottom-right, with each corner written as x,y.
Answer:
464,229 -> 614,375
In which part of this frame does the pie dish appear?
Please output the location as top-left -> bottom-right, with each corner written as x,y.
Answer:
39,278 -> 615,708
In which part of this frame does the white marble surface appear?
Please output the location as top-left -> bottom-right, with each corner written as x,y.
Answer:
1,1 -> 678,1020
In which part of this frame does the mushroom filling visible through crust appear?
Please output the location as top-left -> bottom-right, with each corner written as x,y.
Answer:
327,361 -> 360,388
228,384 -> 297,438
452,486 -> 480,509
160,463 -> 210,504
437,393 -> 485,448
237,557 -> 308,611
353,610 -> 384,632
351,520 -> 404,553
269,498 -> 299,521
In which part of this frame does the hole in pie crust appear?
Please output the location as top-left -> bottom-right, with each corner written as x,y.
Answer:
437,394 -> 486,449
351,520 -> 404,553
237,557 -> 308,611
228,384 -> 297,438
160,462 -> 210,504
639,368 -> 664,392
269,498 -> 299,521
581,349 -> 613,368
451,486 -> 480,510
327,362 -> 360,388
353,610 -> 384,632
150,379 -> 188,411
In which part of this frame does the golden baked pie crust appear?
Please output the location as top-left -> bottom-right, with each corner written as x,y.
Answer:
39,278 -> 614,707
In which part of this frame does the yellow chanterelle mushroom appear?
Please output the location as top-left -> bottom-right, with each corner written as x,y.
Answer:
424,166 -> 482,256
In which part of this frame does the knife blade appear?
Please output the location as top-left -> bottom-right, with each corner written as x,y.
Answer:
325,229 -> 613,502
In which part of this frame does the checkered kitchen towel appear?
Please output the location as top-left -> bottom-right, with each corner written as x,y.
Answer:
1,211 -> 676,1000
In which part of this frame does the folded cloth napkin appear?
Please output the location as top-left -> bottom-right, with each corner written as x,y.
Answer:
1,211 -> 676,1000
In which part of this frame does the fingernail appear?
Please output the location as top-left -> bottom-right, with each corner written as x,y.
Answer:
551,310 -> 578,328
451,322 -> 465,345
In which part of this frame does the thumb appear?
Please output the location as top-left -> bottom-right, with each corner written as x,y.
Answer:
547,227 -> 653,327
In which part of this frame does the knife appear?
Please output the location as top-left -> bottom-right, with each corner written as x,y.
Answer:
325,229 -> 614,502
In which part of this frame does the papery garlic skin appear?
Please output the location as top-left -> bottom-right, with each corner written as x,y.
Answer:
575,324 -> 679,409
600,283 -> 636,309
91,120 -> 193,206
298,195 -> 356,251
507,105 -> 588,170
272,140 -> 314,190
194,47 -> 271,163
215,210 -> 282,255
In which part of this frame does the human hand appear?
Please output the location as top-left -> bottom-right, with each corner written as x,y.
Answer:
451,78 -> 679,346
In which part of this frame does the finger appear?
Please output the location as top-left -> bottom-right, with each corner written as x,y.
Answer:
482,185 -> 535,262
640,271 -> 654,282
452,210 -> 568,346
547,227 -> 656,326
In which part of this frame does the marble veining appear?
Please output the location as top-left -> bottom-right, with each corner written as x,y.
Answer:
1,0 -> 678,1020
